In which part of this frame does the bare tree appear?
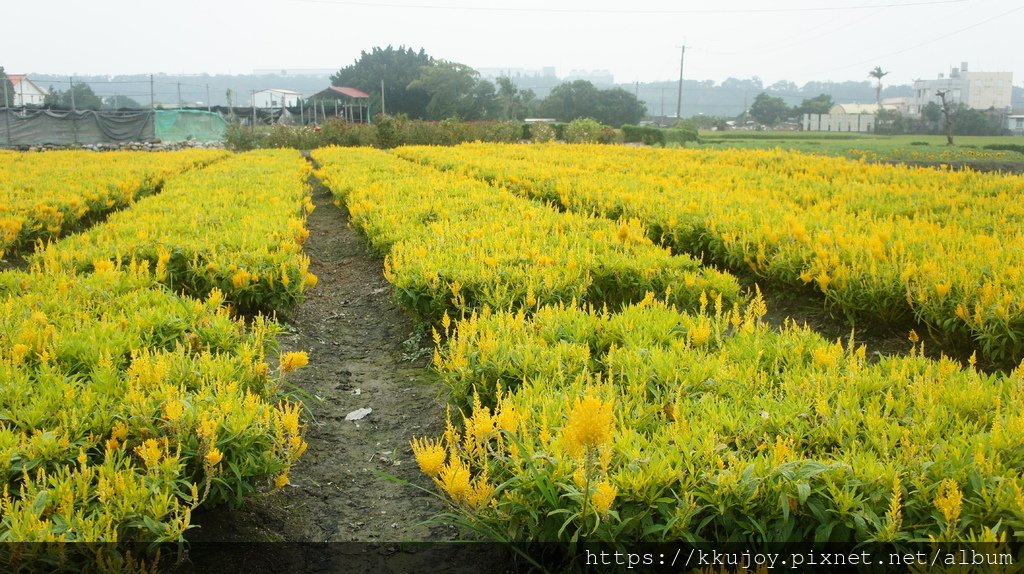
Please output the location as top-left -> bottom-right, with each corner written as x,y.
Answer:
935,89 -> 954,145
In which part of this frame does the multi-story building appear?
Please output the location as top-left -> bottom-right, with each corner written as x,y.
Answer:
909,62 -> 1012,115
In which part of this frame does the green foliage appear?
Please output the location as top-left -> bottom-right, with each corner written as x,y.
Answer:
330,45 -> 433,119
563,118 -> 611,144
621,125 -> 665,146
749,92 -> 790,126
46,81 -> 103,110
540,80 -> 646,127
984,143 -> 1024,154
408,61 -> 498,120
529,123 -> 556,143
227,116 -> 522,150
0,66 -> 13,107
794,93 -> 834,116
101,95 -> 143,110
665,121 -> 699,145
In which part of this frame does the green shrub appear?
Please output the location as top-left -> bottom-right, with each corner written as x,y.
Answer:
564,118 -> 608,144
622,125 -> 666,146
984,143 -> 1024,154
530,123 -> 557,143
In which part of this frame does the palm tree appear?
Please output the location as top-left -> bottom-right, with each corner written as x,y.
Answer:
869,66 -> 889,110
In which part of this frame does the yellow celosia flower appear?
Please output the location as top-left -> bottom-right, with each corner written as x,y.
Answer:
11,343 -> 31,364
163,399 -> 185,423
275,472 -> 290,489
205,447 -> 224,467
935,479 -> 963,525
437,459 -> 472,504
411,437 -> 447,477
591,480 -> 617,515
304,272 -> 318,289
562,395 -> 615,458
231,269 -> 251,289
135,438 -> 163,469
280,351 -> 309,373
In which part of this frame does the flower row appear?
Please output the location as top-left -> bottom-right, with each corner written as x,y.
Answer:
396,143 -> 1024,366
32,150 -> 317,312
0,149 -> 227,259
312,146 -> 741,325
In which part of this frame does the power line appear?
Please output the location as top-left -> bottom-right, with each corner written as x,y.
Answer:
294,0 -> 967,14
806,4 -> 1022,78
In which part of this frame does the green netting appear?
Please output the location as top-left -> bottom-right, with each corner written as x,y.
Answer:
154,110 -> 227,142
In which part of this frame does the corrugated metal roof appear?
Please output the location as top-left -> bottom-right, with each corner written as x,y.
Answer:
329,86 -> 370,98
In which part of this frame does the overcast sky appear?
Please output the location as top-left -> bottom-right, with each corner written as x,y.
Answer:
3,0 -> 1021,87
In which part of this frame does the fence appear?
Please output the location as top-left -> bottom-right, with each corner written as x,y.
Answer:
0,109 -> 227,146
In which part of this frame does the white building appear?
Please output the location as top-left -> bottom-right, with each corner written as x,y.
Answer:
1008,115 -> 1024,136
6,74 -> 48,106
253,88 -> 302,109
803,103 -> 901,132
909,62 -> 1012,115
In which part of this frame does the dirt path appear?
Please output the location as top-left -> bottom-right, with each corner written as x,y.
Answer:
184,166 -> 512,571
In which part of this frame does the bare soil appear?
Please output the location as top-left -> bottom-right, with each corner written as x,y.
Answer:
185,169 -> 514,572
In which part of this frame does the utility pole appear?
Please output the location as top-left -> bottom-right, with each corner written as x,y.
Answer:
206,84 -> 211,112
380,78 -> 386,116
676,45 -> 686,121
3,79 -> 10,145
150,75 -> 155,109
69,77 -> 78,145
177,83 -> 182,109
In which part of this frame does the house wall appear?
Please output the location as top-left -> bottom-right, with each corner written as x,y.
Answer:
10,79 -> 47,106
803,113 -> 875,133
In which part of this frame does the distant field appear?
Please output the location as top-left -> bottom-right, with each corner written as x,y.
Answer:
697,131 -> 1024,166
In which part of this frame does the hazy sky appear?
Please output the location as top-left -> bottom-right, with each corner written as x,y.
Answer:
4,0 -> 1021,87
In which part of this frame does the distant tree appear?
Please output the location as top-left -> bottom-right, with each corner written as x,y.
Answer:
954,105 -> 1004,136
408,61 -> 496,120
749,92 -> 789,126
331,46 -> 433,118
767,79 -> 799,94
874,109 -> 905,135
794,93 -> 834,116
869,66 -> 889,109
921,101 -> 942,125
495,76 -> 536,120
540,80 -> 645,127
46,81 -> 103,110
540,80 -> 603,122
0,67 -> 13,107
596,87 -> 646,127
102,95 -> 142,110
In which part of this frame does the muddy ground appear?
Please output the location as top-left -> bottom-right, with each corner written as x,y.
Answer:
186,172 -> 514,572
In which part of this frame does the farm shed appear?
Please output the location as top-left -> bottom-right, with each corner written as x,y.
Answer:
253,88 -> 303,109
308,86 -> 371,123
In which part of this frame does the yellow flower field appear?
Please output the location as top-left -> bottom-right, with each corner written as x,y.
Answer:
397,143 -> 1024,366
33,149 -> 316,311
0,150 -> 313,548
313,146 -> 741,329
0,149 -> 227,259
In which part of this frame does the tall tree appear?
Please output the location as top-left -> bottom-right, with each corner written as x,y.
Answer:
539,80 -> 645,127
408,61 -> 496,120
869,66 -> 889,109
749,92 -> 789,126
331,46 -> 433,118
46,81 -> 103,110
794,93 -> 834,116
0,67 -> 13,107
